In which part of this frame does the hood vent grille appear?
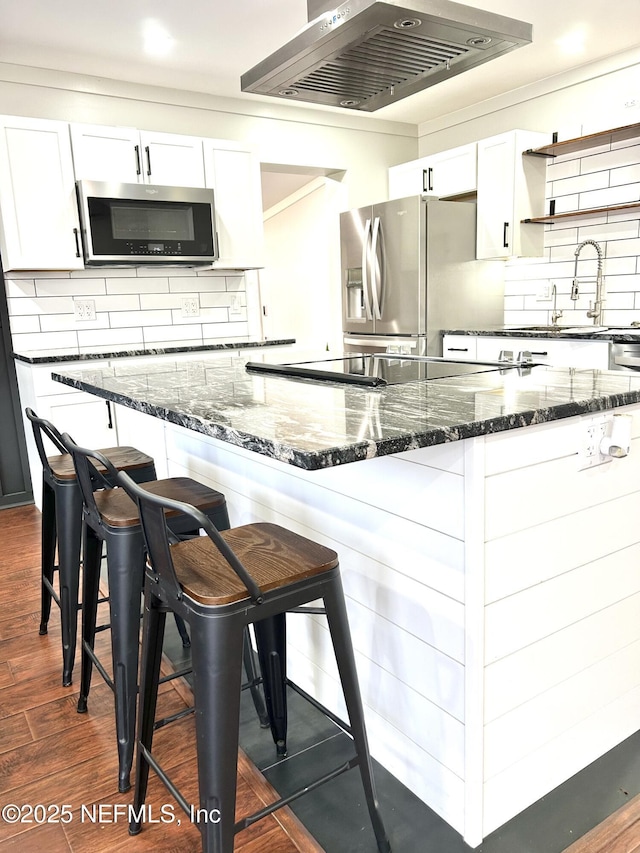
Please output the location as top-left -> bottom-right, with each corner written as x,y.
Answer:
241,1 -> 532,112
292,29 -> 469,103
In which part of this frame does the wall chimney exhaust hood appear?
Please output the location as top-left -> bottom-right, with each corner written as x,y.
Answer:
241,0 -> 532,112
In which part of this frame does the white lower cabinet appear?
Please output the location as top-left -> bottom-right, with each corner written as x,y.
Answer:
474,336 -> 609,368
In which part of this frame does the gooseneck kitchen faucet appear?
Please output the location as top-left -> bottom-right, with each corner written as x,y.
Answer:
570,239 -> 605,325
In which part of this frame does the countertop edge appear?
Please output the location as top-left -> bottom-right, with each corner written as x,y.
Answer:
13,338 -> 296,365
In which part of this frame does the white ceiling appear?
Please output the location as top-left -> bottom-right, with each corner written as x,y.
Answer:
1,1 -> 639,127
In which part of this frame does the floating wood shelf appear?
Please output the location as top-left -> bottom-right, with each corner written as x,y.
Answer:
524,201 -> 640,224
524,122 -> 640,157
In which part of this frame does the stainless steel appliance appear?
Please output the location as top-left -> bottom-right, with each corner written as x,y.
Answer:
241,0 -> 531,112
76,180 -> 218,266
246,354 -> 529,387
340,196 -> 503,356
610,341 -> 640,371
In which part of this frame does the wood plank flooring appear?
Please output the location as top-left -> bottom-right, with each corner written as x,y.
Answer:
0,503 -> 323,853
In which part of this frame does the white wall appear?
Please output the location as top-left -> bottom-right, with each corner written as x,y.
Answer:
261,177 -> 347,351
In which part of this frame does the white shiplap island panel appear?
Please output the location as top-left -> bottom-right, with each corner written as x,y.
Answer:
53,355 -> 640,846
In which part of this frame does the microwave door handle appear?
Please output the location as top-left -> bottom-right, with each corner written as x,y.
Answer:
362,218 -> 373,320
370,216 -> 382,320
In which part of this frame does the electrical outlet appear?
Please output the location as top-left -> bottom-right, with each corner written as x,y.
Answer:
536,283 -> 551,302
74,299 -> 96,321
578,414 -> 613,470
181,297 -> 200,317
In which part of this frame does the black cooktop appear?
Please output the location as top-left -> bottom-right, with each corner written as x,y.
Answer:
245,354 -> 524,387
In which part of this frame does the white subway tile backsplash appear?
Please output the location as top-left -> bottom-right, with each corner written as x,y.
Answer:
9,315 -> 39,333
580,184 -> 638,208
35,278 -> 106,296
8,296 -> 75,315
605,274 -> 640,292
137,266 -> 198,278
602,291 -> 634,310
551,171 -> 609,198
610,164 -> 640,187
606,237 -> 640,258
171,307 -> 228,324
105,277 -> 169,294
203,322 -> 249,340
139,293 -> 188,310
40,312 -> 110,332
581,144 -> 640,175
12,330 -> 79,351
5,279 -> 35,297
168,276 -> 225,293
77,327 -> 144,348
142,325 -> 203,343
93,295 -> 140,311
109,309 -> 172,328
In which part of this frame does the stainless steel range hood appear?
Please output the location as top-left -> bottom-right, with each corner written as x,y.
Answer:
241,0 -> 532,112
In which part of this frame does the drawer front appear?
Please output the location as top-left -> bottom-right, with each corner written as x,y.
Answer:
443,335 -> 477,361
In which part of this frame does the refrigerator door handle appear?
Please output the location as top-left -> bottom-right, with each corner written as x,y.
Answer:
370,216 -> 382,320
362,218 -> 373,320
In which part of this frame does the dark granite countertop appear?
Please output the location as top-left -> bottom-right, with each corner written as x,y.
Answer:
443,327 -> 640,341
51,351 -> 640,471
13,338 -> 295,365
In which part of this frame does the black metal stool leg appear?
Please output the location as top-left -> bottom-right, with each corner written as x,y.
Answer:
243,627 -> 269,728
55,481 -> 83,686
130,586 -> 167,836
190,613 -> 245,853
39,479 -> 57,635
323,578 -> 391,853
174,614 -> 191,647
77,525 -> 102,714
106,526 -> 146,793
254,613 -> 288,756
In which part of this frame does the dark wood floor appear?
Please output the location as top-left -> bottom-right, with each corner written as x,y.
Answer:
0,503 -> 322,853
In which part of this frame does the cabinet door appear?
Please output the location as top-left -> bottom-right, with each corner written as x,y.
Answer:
476,130 -> 548,259
203,140 -> 264,268
388,144 -> 476,201
70,123 -> 142,182
70,124 -> 206,187
0,116 -> 83,270
139,131 -> 205,187
423,144 -> 477,197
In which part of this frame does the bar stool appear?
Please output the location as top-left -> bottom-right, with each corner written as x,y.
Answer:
60,434 -> 233,793
25,407 -> 156,686
62,436 -> 269,793
117,470 -> 391,853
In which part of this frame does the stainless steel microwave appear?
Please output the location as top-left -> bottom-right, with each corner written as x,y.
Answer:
76,180 -> 218,265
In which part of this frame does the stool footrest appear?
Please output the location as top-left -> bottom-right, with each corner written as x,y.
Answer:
286,678 -> 352,736
236,755 -> 358,833
81,641 -> 114,692
154,705 -> 195,731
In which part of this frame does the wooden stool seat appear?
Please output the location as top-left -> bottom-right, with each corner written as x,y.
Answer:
94,477 -> 228,528
171,522 -> 339,605
48,446 -> 154,481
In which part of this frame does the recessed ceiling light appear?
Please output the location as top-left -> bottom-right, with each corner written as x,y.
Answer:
556,28 -> 587,55
142,19 -> 175,58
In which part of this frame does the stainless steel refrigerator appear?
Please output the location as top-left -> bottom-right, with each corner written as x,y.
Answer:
341,196 -> 503,356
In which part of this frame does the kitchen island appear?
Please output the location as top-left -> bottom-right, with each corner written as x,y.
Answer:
52,351 -> 640,846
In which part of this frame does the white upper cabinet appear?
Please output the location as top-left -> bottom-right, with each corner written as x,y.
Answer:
70,123 -> 205,187
0,116 -> 83,270
388,143 -> 477,200
203,139 -> 264,269
476,130 -> 549,259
